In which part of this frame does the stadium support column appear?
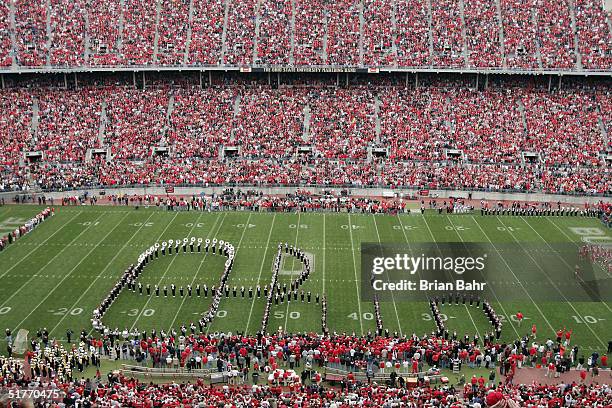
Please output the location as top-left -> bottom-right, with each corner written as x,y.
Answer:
476,74 -> 478,90
415,73 -> 419,89
558,75 -> 562,91
74,73 -> 78,90
485,74 -> 488,89
64,73 -> 68,89
1,74 -> 4,90
143,72 -> 146,90
199,71 -> 202,88
548,76 -> 552,92
405,73 -> 408,87
209,71 -> 212,87
133,72 -> 136,88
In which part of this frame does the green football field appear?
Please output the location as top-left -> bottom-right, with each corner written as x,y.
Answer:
0,204 -> 610,354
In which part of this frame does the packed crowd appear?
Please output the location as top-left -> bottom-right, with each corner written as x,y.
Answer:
0,0 -> 611,69
0,1 -> 11,67
48,0 -> 86,67
0,83 -> 609,195
1,326 -> 610,406
4,157 -> 610,196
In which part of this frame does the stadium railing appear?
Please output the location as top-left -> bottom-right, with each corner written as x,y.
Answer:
120,363 -> 216,379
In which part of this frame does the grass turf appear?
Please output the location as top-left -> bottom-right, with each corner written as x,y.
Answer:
0,204 -> 610,355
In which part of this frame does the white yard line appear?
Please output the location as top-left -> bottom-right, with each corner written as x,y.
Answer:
167,213 -> 225,331
127,212 -> 183,331
446,215 -> 520,339
283,212 -> 301,331
372,214 -> 402,335
421,215 -> 481,340
0,211 -> 82,280
50,212 -> 159,337
0,212 -> 95,310
545,217 -> 612,280
206,213 -> 253,335
12,212 -> 128,332
497,216 -> 606,347
168,213 -> 227,332
518,216 -> 612,316
471,215 -> 557,335
322,213 -> 326,296
396,214 -> 435,311
245,213 -> 276,333
347,213 -> 364,335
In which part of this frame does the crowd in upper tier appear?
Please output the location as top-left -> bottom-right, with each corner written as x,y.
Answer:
0,74 -> 609,195
0,0 -> 610,70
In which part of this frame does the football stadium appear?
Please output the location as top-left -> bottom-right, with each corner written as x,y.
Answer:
0,0 -> 611,405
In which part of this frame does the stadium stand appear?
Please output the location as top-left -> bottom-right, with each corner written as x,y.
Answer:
48,0 -> 86,67
395,0 -> 431,67
464,0 -> 503,68
1,330 -> 610,406
0,0 -> 609,69
1,77 -> 608,195
86,0 -> 123,66
0,4 -> 610,407
0,1 -> 13,67
575,0 -> 612,70
14,0 -> 48,67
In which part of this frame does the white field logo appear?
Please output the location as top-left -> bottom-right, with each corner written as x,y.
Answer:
371,253 -> 487,276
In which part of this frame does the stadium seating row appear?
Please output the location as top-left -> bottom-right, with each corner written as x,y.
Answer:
0,0 -> 610,69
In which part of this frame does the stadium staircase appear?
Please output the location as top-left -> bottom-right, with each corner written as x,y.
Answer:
373,96 -> 382,144
425,0 -> 435,63
389,0 -> 399,65
567,0 -> 583,69
597,106 -> 609,144
152,0 -> 162,64
458,0 -> 470,67
517,99 -> 529,138
98,101 -> 108,146
444,95 -> 455,138
253,0 -> 263,64
321,11 -> 329,62
84,12 -> 91,63
229,94 -> 242,142
160,92 -> 175,144
531,9 -> 544,69
359,0 -> 365,66
290,0 -> 296,65
220,0 -> 230,63
183,0 -> 195,65
30,97 -> 40,145
301,104 -> 311,142
8,0 -> 17,67
45,0 -> 52,67
117,0 -> 126,55
494,0 -> 507,68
